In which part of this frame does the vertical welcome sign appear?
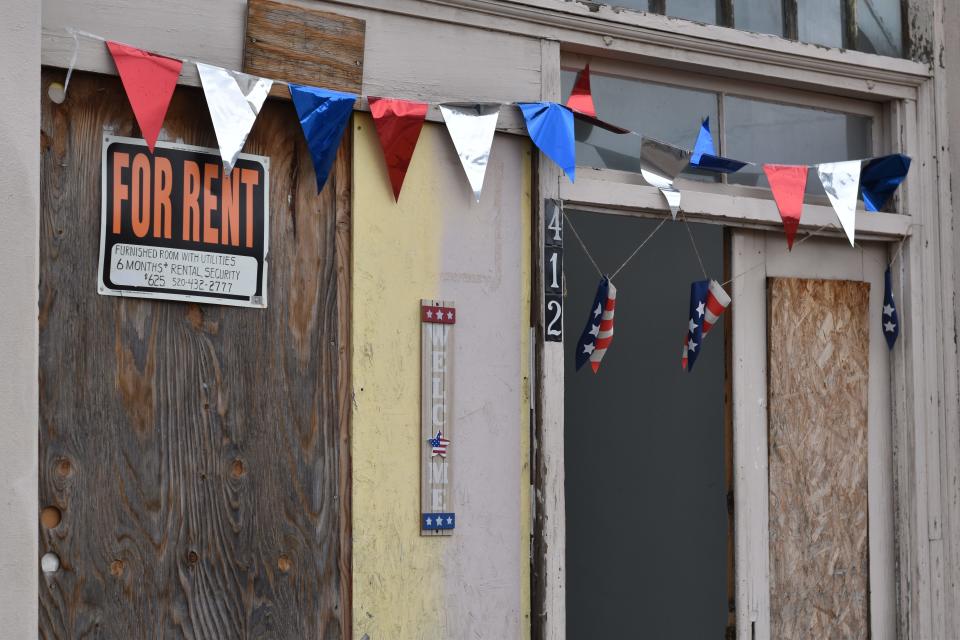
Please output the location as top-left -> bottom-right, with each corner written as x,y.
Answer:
421,299 -> 456,535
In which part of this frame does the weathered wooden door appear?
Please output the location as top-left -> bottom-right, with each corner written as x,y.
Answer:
38,70 -> 350,638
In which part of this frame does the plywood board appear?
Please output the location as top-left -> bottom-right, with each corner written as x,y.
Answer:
38,69 -> 350,637
767,277 -> 870,639
244,0 -> 365,97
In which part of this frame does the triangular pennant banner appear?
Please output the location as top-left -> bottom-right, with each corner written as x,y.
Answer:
691,117 -> 714,164
575,276 -> 617,373
288,84 -> 357,193
640,138 -> 691,219
690,117 -> 748,173
817,160 -> 862,246
681,279 -> 730,372
106,41 -> 183,152
882,267 -> 900,349
517,102 -> 575,183
763,164 -> 808,250
566,64 -> 596,117
368,97 -> 429,201
196,63 -> 273,174
439,103 -> 501,202
860,153 -> 912,212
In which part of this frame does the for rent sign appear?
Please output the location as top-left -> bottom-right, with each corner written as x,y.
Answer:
98,135 -> 270,307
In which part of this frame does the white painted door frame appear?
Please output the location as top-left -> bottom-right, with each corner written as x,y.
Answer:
730,229 -> 896,638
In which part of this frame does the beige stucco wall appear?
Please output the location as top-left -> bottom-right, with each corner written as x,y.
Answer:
0,0 -> 40,635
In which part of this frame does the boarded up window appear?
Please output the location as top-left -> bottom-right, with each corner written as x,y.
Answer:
767,277 -> 870,639
38,70 -> 350,637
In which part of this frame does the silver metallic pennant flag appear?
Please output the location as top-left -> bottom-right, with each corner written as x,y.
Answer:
817,160 -> 861,246
640,137 -> 692,219
440,103 -> 501,202
197,62 -> 273,175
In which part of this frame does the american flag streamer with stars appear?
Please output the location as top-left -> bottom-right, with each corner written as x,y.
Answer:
882,267 -> 899,349
682,279 -> 731,372
429,430 -> 450,457
575,276 -> 618,373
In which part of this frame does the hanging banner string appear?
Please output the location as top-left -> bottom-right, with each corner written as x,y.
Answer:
64,27 -> 909,174
680,213 -> 708,279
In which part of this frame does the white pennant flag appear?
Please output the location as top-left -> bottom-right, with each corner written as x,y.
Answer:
439,103 -> 501,202
817,160 -> 862,246
196,63 -> 273,175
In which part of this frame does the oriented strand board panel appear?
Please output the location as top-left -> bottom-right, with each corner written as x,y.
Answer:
767,277 -> 871,639
38,69 -> 351,637
244,0 -> 365,95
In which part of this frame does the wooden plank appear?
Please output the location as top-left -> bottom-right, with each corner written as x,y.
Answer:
563,174 -> 915,240
420,299 -> 455,536
767,277 -> 871,639
730,230 -> 771,640
38,69 -> 349,637
243,0 -> 365,97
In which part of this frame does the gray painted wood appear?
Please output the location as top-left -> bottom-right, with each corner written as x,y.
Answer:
38,70 -> 351,638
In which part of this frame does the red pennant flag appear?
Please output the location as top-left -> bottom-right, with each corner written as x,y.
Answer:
763,164 -> 809,250
566,65 -> 596,118
368,97 -> 429,201
106,41 -> 183,152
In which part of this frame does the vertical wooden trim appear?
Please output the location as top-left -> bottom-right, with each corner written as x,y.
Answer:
842,0 -> 858,50
334,127 -> 353,639
649,0 -> 666,15
719,0 -> 735,28
723,229 -> 736,638
782,0 -> 799,41
533,36 -> 564,640
730,230 -> 771,640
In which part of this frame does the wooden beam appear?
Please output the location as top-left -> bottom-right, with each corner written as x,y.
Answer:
243,0 -> 365,98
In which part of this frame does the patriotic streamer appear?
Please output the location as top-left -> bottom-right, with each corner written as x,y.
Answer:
690,117 -> 748,173
196,63 -> 273,174
764,164 -> 809,250
861,154 -> 912,212
640,138 -> 691,219
368,97 -> 429,201
106,41 -> 183,152
682,279 -> 730,372
518,102 -> 576,182
575,276 -> 617,373
882,267 -> 900,349
288,84 -> 357,193
564,65 -> 630,134
818,160 -> 862,246
440,103 -> 501,202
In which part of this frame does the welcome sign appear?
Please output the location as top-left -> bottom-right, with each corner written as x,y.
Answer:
98,135 -> 270,308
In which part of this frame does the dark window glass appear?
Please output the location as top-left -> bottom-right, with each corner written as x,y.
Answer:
857,0 -> 903,57
667,0 -> 718,24
566,212 -> 729,638
797,0 -> 844,48
733,0 -> 783,36
605,0 -> 649,9
560,70 -> 719,181
723,96 -> 873,194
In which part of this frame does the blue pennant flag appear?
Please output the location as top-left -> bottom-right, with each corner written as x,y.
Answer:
861,154 -> 911,212
689,117 -> 748,174
289,83 -> 357,192
518,102 -> 575,182
882,267 -> 900,349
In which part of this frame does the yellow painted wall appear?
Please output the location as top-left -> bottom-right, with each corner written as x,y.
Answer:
351,113 -> 531,638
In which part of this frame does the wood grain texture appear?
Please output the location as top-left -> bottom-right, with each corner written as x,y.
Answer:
244,0 -> 365,98
767,277 -> 870,639
38,69 -> 350,639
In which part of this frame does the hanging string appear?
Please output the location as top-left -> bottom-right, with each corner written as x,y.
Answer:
680,213 -> 708,279
560,206 -> 667,282
610,218 -> 668,280
561,203 -> 604,279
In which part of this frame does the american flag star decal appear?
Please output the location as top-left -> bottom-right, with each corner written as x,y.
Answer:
575,276 -> 617,373
428,430 -> 450,457
882,267 -> 899,349
681,279 -> 731,372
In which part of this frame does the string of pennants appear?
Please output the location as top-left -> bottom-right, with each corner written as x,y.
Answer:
67,32 -> 906,363
67,32 -> 912,251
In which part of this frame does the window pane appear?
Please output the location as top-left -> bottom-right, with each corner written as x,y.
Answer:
733,0 -> 783,36
603,0 -> 649,10
667,0 -> 718,24
857,0 -> 902,57
561,71 -> 718,180
797,0 -> 844,48
724,96 -> 873,194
